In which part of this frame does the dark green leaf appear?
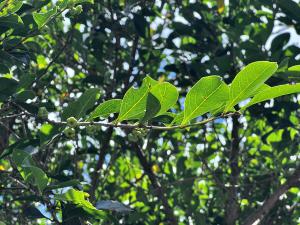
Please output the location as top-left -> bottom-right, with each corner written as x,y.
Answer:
62,88 -> 101,120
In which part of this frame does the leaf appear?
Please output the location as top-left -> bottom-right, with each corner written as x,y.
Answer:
142,82 -> 178,122
149,82 -> 178,116
285,65 -> 300,80
23,205 -> 47,219
33,7 -> 57,29
277,0 -> 300,23
55,189 -> 106,219
12,150 -> 48,192
182,76 -> 229,125
224,61 -> 278,112
56,189 -> 93,207
242,83 -> 300,110
133,13 -> 149,38
15,90 -> 35,102
89,99 -> 122,119
45,179 -> 81,190
96,200 -> 132,213
0,14 -> 23,29
117,81 -> 150,122
217,0 -> 225,13
0,0 -> 23,17
72,0 -> 94,4
23,166 -> 48,192
62,88 -> 100,120
0,77 -> 18,101
170,112 -> 184,125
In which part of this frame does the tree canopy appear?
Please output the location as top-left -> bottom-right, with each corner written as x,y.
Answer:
1,0 -> 300,225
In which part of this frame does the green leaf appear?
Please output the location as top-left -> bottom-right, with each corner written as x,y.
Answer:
46,179 -> 81,190
0,77 -> 18,101
182,76 -> 229,125
143,82 -> 178,122
72,0 -> 94,4
242,83 -> 300,110
55,189 -> 106,219
0,14 -> 23,29
15,90 -> 35,102
0,0 -> 23,17
150,82 -> 178,116
89,99 -> 122,119
33,7 -> 57,29
62,88 -> 100,120
117,81 -> 150,122
23,166 -> 48,192
12,150 -> 48,192
285,65 -> 300,80
224,61 -> 278,112
170,112 -> 184,126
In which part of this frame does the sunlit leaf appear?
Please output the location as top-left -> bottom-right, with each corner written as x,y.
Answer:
182,76 -> 229,125
224,61 -> 278,112
242,83 -> 300,109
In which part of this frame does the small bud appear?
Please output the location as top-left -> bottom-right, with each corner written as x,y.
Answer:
67,117 -> 78,128
64,127 -> 76,139
74,5 -> 83,14
69,5 -> 83,16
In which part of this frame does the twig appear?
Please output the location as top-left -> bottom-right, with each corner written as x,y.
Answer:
225,114 -> 241,225
242,166 -> 300,225
89,127 -> 114,201
39,112 -> 239,131
132,142 -> 178,225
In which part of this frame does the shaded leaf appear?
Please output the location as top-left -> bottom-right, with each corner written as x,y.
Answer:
12,150 -> 48,192
96,200 -> 132,213
89,99 -> 121,119
62,88 -> 100,120
0,14 -> 23,29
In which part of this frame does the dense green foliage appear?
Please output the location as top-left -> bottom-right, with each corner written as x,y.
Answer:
1,0 -> 300,224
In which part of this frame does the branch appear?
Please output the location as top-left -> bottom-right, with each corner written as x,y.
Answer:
242,166 -> 300,225
89,127 -> 114,202
225,114 -> 241,225
35,112 -> 239,131
132,143 -> 178,225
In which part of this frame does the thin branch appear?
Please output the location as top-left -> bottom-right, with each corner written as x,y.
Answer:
89,127 -> 114,201
242,166 -> 300,225
38,112 -> 239,131
225,114 -> 241,225
132,142 -> 178,225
